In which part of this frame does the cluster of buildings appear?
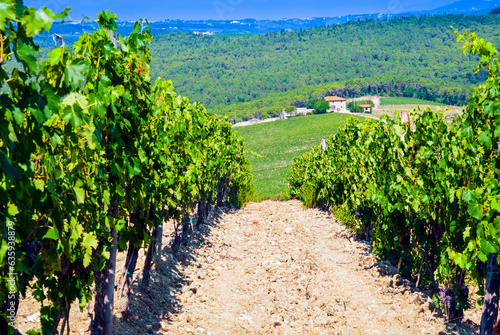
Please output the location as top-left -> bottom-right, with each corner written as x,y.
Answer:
325,96 -> 347,111
325,96 -> 372,112
278,95 -> 373,121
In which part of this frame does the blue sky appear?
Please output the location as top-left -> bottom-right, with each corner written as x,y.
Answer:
24,0 -> 458,21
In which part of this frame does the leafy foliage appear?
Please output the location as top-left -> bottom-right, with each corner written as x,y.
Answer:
260,111 -> 270,119
313,100 -> 330,114
0,3 -> 253,334
286,32 -> 500,320
306,98 -> 323,110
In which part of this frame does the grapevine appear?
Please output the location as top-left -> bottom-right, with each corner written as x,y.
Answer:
0,1 -> 254,334
287,31 -> 500,330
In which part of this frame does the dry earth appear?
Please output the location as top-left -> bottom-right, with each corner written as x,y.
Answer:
16,200 -> 483,335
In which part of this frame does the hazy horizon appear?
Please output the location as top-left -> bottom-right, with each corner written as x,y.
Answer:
24,0 -> 459,21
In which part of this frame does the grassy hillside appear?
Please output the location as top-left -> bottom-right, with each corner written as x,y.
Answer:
235,113 -> 363,199
380,97 -> 447,106
150,14 -> 500,119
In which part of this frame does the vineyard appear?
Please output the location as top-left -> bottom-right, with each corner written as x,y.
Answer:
3,1 -> 500,334
287,32 -> 500,333
0,2 -> 253,335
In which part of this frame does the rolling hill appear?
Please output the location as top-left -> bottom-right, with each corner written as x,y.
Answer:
149,14 -> 500,120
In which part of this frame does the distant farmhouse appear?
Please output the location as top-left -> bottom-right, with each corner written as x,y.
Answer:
325,96 -> 346,111
359,104 -> 372,113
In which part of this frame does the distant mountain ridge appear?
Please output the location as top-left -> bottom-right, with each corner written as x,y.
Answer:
38,0 -> 499,47
403,0 -> 499,15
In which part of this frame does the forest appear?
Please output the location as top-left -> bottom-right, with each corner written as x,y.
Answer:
149,14 -> 500,120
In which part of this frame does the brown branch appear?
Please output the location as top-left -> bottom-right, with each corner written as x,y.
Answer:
76,99 -> 96,110
49,74 -> 62,86
0,34 -> 14,63
21,211 -> 48,249
94,56 -> 101,80
82,163 -> 89,199
59,304 -> 71,335
33,154 -> 41,176
51,307 -> 63,335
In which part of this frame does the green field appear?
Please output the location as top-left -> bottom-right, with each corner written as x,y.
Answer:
379,97 -> 447,106
235,113 -> 363,200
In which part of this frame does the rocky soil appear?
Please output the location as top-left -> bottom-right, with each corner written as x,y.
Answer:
16,200 -> 483,335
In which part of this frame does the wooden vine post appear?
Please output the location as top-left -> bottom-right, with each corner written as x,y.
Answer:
105,229 -> 118,334
480,253 -> 500,335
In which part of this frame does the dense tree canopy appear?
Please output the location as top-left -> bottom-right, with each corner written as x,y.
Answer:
306,98 -> 323,110
313,101 -> 330,114
149,14 -> 500,120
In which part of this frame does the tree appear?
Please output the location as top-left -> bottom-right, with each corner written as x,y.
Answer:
347,101 -> 358,112
285,106 -> 297,112
314,100 -> 330,114
306,98 -> 321,109
347,99 -> 374,113
260,111 -> 270,119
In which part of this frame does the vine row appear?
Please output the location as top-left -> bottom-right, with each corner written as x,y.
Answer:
0,2 -> 254,334
286,31 -> 500,332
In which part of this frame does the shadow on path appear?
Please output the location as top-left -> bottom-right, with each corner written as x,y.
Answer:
113,206 -> 236,334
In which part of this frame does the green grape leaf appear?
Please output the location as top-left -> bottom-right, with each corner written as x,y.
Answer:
129,157 -> 141,177
467,201 -> 482,220
114,219 -> 126,232
46,47 -> 63,66
11,107 -> 24,125
453,253 -> 468,269
27,94 -> 49,124
82,233 -> 98,267
481,239 -> 498,255
32,289 -> 45,301
0,152 -> 21,182
491,198 -> 500,212
0,0 -> 16,28
43,227 -> 59,240
41,84 -> 61,115
478,131 -> 492,148
34,179 -> 45,191
62,93 -> 88,128
479,252 -> 488,262
21,7 -> 55,37
7,202 -> 19,216
393,124 -> 403,137
64,59 -> 88,90
73,179 -> 85,204
53,7 -> 71,20
16,42 -> 38,74
0,239 -> 8,268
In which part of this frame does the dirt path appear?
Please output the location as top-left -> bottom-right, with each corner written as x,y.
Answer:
156,200 -> 480,335
16,200 -> 483,335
